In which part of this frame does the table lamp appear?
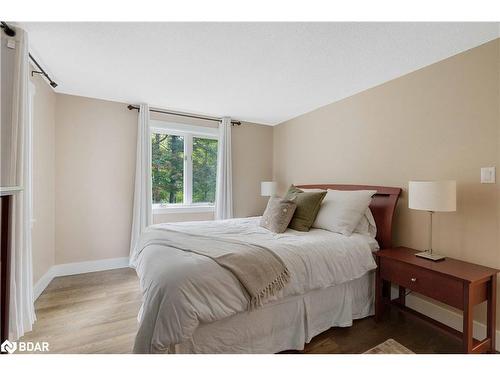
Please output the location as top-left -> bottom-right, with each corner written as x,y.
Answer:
261,181 -> 277,197
408,180 -> 456,261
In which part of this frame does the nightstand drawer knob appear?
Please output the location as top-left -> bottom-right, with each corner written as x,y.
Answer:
411,277 -> 417,282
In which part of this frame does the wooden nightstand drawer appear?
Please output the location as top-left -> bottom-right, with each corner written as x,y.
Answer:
380,257 -> 464,309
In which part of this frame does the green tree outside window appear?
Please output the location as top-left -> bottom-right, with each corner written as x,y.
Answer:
151,133 -> 184,204
151,132 -> 218,205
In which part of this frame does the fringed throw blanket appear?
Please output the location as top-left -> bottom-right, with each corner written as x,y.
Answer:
136,227 -> 291,309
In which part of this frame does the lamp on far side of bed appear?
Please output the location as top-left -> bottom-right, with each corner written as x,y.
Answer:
261,181 -> 277,197
408,180 -> 456,261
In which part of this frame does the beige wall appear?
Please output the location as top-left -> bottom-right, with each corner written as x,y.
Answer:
232,121 -> 273,217
273,39 -> 500,328
31,72 -> 56,283
153,212 -> 214,224
55,95 -> 137,263
54,95 -> 272,264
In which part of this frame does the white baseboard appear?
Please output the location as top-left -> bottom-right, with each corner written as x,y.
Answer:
391,286 -> 500,351
33,257 -> 130,300
52,257 -> 130,277
33,267 -> 57,301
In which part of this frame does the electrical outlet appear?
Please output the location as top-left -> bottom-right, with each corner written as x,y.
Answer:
481,167 -> 495,184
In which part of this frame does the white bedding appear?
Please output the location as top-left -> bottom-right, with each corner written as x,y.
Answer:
133,217 -> 378,353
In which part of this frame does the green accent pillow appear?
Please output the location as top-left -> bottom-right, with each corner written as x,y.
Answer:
284,185 -> 327,231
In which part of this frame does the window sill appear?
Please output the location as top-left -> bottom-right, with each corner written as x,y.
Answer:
153,204 -> 215,214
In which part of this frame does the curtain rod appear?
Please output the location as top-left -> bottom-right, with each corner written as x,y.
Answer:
29,53 -> 58,88
127,105 -> 241,126
1,21 -> 58,88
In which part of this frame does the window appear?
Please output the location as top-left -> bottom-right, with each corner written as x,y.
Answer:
151,133 -> 184,205
151,121 -> 218,212
192,137 -> 218,204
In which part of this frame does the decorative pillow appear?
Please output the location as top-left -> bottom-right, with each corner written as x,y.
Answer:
312,189 -> 377,235
260,197 -> 297,233
284,185 -> 327,232
353,208 -> 377,238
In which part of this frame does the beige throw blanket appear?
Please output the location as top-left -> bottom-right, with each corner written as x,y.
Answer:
137,227 -> 291,308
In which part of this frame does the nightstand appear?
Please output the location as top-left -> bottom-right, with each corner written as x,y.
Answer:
375,247 -> 499,354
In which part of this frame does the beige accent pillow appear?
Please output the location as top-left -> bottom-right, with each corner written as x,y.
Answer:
284,185 -> 327,232
260,197 -> 297,233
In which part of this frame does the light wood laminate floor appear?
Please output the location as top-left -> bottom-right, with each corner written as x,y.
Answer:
21,268 -> 461,354
22,268 -> 141,353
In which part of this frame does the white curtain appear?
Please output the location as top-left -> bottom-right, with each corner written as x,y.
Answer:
9,28 -> 36,340
129,104 -> 152,267
215,117 -> 233,220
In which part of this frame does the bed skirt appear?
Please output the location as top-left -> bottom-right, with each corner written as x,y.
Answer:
168,270 -> 375,354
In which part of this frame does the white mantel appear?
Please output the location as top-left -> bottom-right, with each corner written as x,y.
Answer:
0,186 -> 23,196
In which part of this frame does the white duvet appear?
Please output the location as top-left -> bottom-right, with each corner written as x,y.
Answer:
133,217 -> 378,353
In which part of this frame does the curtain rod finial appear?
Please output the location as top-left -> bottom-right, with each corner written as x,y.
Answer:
1,21 -> 16,37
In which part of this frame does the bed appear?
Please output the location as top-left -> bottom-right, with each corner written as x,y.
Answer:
133,184 -> 401,354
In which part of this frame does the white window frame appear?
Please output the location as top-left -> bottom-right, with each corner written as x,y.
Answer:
151,120 -> 218,214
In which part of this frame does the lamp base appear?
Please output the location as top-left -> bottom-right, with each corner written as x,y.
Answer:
415,251 -> 445,261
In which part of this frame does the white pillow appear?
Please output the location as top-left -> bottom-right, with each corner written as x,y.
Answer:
301,188 -> 376,236
354,208 -> 377,238
312,189 -> 377,235
301,188 -> 327,193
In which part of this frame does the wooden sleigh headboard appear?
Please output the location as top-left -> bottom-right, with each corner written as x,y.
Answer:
296,184 -> 402,250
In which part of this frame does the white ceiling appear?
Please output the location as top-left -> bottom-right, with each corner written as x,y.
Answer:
20,22 -> 499,125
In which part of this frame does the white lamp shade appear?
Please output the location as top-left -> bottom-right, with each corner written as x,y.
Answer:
261,181 -> 277,197
408,180 -> 456,212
